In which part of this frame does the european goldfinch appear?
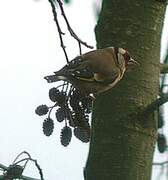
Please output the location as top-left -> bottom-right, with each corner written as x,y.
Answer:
44,47 -> 138,95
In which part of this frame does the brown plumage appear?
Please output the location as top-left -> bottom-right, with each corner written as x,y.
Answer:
44,47 -> 138,95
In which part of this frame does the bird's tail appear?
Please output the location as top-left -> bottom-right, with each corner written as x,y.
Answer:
44,74 -> 67,83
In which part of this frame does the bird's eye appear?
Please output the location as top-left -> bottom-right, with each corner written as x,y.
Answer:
124,52 -> 131,63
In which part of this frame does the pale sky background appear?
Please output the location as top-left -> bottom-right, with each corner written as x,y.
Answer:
0,1 -> 168,180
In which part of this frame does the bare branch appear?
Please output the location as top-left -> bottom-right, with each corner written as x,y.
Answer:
13,157 -> 44,180
48,0 -> 93,64
0,163 -> 40,180
0,151 -> 44,180
160,53 -> 168,91
56,0 -> 94,49
13,151 -> 31,164
48,0 -> 69,63
21,175 -> 41,180
153,161 -> 168,166
33,159 -> 44,180
145,93 -> 168,113
160,63 -> 168,74
0,163 -> 8,170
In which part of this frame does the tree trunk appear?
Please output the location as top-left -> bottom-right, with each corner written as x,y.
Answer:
84,1 -> 166,180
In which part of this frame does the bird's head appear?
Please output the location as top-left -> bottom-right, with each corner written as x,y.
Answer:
118,48 -> 139,68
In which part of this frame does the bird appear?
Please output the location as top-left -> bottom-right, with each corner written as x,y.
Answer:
44,47 -> 138,95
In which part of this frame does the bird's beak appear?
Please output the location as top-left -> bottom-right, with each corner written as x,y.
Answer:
126,58 -> 140,71
128,58 -> 140,66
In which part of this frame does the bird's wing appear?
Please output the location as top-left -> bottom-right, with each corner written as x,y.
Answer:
67,62 -> 95,82
53,55 -> 121,84
53,56 -> 94,82
66,61 -> 120,84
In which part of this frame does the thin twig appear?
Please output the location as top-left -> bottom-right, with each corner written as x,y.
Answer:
0,174 -> 41,180
13,158 -> 30,166
142,93 -> 168,116
33,159 -> 44,180
0,163 -> 41,180
149,94 -> 168,111
14,158 -> 44,180
13,151 -> 31,171
48,104 -> 57,119
13,151 -> 31,164
160,63 -> 168,74
48,0 -> 93,66
62,82 -> 69,92
137,94 -> 168,118
160,51 -> 168,91
78,41 -> 82,55
48,0 -> 69,63
56,0 -> 94,49
0,151 -> 43,180
12,151 -> 44,180
0,164 -> 8,171
153,161 -> 168,165
64,82 -> 69,92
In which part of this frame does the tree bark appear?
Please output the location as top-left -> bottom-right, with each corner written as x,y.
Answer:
84,1 -> 166,180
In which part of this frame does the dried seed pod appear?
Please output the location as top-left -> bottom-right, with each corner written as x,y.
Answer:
49,87 -> 60,102
60,126 -> 72,146
43,118 -> 54,136
74,127 -> 90,143
57,92 -> 67,106
35,105 -> 49,116
56,108 -> 66,122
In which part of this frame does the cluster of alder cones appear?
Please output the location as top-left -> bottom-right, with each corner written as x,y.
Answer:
35,85 -> 93,146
